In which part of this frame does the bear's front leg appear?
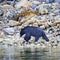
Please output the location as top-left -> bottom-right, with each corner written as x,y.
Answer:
35,36 -> 40,42
24,33 -> 31,42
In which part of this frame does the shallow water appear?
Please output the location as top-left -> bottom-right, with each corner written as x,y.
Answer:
0,45 -> 60,60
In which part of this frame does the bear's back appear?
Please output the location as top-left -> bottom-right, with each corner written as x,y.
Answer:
23,26 -> 43,35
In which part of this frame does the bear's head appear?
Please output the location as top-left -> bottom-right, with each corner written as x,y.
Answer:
20,29 -> 25,37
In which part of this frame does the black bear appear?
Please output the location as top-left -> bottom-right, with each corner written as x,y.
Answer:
20,26 -> 49,42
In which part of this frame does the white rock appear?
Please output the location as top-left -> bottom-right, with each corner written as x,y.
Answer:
3,28 -> 15,35
15,0 -> 31,8
31,1 -> 40,5
7,20 -> 19,26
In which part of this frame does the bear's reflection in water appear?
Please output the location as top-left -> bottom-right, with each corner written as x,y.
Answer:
0,45 -> 60,60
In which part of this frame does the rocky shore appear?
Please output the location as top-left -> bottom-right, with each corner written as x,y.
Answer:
0,0 -> 60,48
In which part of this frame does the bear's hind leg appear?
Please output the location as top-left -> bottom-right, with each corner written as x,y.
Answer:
42,32 -> 49,42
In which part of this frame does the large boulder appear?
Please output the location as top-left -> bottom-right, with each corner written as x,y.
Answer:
3,27 -> 15,35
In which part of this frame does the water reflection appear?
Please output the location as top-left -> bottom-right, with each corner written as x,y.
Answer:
0,45 -> 60,60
